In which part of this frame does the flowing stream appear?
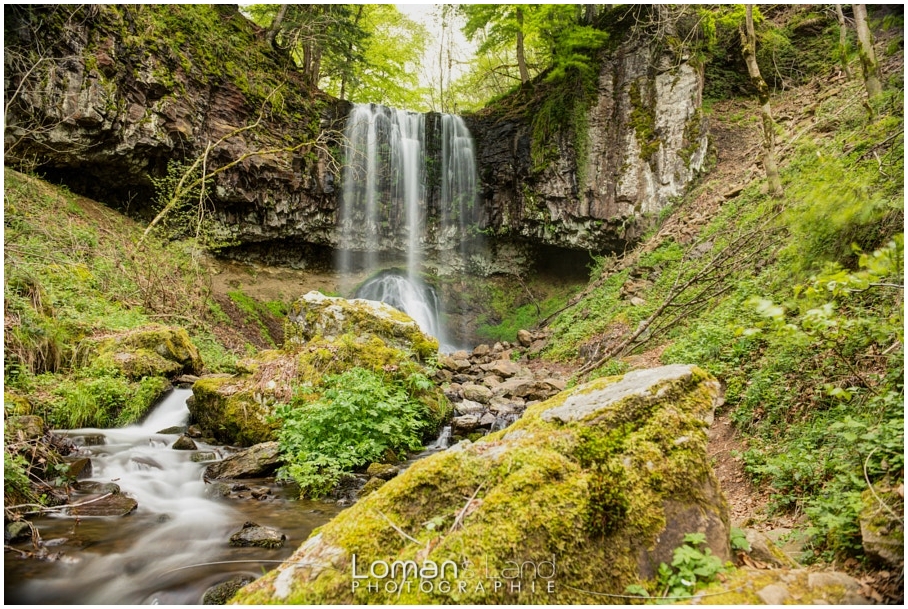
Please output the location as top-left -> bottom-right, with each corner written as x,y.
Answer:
4,389 -> 341,604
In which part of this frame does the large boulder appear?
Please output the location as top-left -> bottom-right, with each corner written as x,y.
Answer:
204,442 -> 282,480
188,295 -> 448,446
233,364 -> 729,604
85,324 -> 202,380
285,291 -> 439,361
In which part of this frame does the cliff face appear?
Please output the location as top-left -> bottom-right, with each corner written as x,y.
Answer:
4,5 -> 707,267
468,43 -> 707,253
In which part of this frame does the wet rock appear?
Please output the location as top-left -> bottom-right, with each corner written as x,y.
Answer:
172,434 -> 197,450
187,424 -> 203,438
251,487 -> 271,500
73,480 -> 121,495
176,374 -> 201,385
64,457 -> 93,480
359,477 -> 387,496
205,482 -> 233,498
233,365 -> 727,604
478,412 -> 497,427
157,425 -> 187,435
67,492 -> 138,516
462,383 -> 492,404
5,520 -> 32,542
204,442 -> 281,480
232,483 -> 251,492
71,434 -> 106,447
229,521 -> 286,549
365,463 -> 399,480
202,575 -> 255,605
516,329 -> 533,347
191,451 -> 218,463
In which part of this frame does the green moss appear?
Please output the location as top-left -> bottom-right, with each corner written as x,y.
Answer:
629,80 -> 661,162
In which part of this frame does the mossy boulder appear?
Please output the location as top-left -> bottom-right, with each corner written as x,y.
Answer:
188,299 -> 449,447
85,324 -> 203,380
285,291 -> 439,361
232,364 -> 729,604
859,484 -> 904,568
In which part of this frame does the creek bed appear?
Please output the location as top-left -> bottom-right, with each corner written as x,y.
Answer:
4,389 -> 342,604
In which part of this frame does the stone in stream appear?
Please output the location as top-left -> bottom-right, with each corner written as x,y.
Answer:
204,442 -> 281,480
365,463 -> 399,480
229,521 -> 285,549
453,399 -> 484,416
232,364 -> 728,604
73,480 -> 121,495
172,434 -> 198,450
67,492 -> 138,517
202,575 -> 256,605
191,451 -> 218,463
5,520 -> 32,542
157,425 -> 187,435
63,457 -> 93,480
461,383 -> 493,404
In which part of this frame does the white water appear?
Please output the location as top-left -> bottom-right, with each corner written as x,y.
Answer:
337,104 -> 479,348
5,390 -> 338,604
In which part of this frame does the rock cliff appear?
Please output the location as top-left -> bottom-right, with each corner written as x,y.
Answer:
4,5 -> 706,268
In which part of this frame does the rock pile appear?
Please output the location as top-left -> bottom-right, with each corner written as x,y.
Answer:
436,337 -> 566,439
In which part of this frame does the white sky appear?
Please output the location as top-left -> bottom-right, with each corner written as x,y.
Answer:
396,3 -> 476,90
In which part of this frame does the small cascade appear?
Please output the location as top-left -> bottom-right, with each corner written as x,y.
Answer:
5,390 -> 339,604
428,425 -> 452,451
337,103 -> 479,347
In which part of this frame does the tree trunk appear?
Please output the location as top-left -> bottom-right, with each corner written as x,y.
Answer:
265,4 -> 288,50
741,6 -> 783,198
339,5 -> 364,101
834,5 -> 853,79
516,8 -> 529,84
852,4 -> 882,98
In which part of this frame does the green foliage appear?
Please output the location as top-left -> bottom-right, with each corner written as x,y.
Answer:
652,533 -> 728,601
228,289 -> 279,348
276,367 -> 435,497
4,452 -> 33,500
730,527 -> 751,553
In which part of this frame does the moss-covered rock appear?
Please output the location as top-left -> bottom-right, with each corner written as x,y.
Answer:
189,298 -> 449,447
85,324 -> 202,380
859,485 -> 904,569
232,364 -> 728,604
285,291 -> 439,362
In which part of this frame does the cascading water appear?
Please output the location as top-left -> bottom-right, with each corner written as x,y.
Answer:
4,390 -> 340,604
337,103 -> 479,350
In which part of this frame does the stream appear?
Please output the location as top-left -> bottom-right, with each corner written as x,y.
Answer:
4,389 -> 342,604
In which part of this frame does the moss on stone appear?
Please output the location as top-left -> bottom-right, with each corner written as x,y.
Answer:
629,80 -> 661,163
232,365 -> 727,604
86,324 -> 203,380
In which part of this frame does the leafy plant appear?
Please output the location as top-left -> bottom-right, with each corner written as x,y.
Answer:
276,367 -> 435,497
654,532 -> 728,600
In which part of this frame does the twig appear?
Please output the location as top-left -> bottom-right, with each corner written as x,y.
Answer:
863,448 -> 904,524
448,482 -> 485,535
5,492 -> 113,515
375,509 -> 421,545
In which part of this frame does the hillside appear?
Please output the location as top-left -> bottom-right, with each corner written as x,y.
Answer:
4,3 -> 904,605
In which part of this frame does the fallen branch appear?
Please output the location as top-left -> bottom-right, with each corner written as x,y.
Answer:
448,482 -> 485,535
375,509 -> 421,546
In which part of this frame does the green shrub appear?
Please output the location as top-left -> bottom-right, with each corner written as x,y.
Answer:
276,367 -> 437,497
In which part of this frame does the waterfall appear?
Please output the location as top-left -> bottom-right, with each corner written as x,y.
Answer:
338,103 -> 479,350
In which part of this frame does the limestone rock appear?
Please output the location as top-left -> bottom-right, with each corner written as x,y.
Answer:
188,375 -> 279,446
232,364 -> 727,604
204,442 -> 281,480
451,414 -> 481,434
285,292 -> 438,360
229,522 -> 286,549
743,528 -> 800,568
454,399 -> 484,416
756,583 -> 790,605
